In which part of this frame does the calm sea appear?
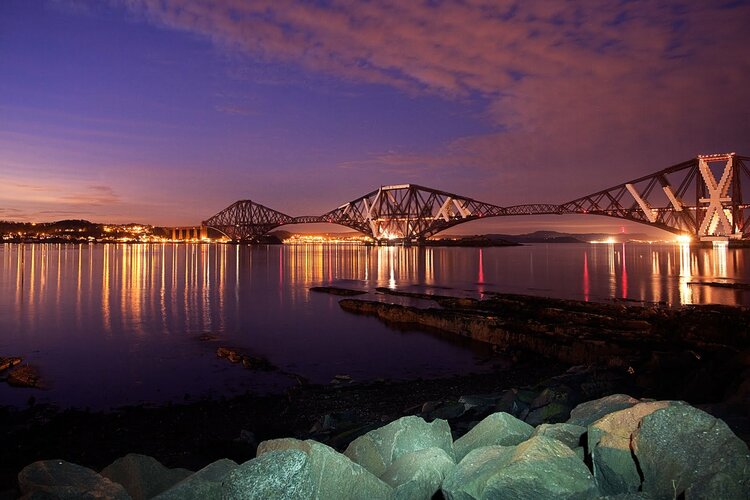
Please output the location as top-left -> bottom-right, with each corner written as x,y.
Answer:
1,242 -> 748,409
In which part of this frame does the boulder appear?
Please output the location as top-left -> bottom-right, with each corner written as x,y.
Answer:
100,453 -> 192,500
633,403 -> 750,499
154,459 -> 237,499
257,438 -> 391,499
379,447 -> 455,500
221,450 -> 313,499
567,394 -> 640,427
442,436 -> 598,500
18,460 -> 130,499
587,400 -> 674,495
530,422 -> 586,460
344,416 -> 454,477
453,412 -> 533,462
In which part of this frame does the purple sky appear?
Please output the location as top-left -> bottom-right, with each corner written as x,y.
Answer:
1,0 -> 748,235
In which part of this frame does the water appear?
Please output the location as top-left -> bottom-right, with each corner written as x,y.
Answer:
1,242 -> 748,409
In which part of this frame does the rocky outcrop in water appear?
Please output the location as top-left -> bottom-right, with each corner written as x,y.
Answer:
16,396 -> 750,499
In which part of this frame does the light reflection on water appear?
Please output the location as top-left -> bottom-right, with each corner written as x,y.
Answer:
0,242 -> 748,409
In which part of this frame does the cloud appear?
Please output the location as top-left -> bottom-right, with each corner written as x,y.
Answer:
60,185 -> 121,206
114,0 -> 749,203
214,104 -> 257,116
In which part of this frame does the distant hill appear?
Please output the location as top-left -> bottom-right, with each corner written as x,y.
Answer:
484,231 -> 653,244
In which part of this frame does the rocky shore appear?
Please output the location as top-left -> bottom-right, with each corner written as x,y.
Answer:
13,395 -> 750,498
3,290 -> 750,497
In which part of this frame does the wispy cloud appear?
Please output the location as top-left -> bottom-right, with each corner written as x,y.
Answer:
116,1 -> 748,161
214,104 -> 257,116
98,0 -> 749,209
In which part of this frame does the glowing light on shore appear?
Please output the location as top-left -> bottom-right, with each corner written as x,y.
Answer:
675,235 -> 692,244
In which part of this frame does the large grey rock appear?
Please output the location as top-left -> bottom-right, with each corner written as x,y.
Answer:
633,403 -> 750,499
568,394 -> 640,427
531,422 -> 586,460
100,453 -> 192,500
344,415 -> 454,477
18,460 -> 130,499
154,459 -> 237,500
442,436 -> 598,500
257,438 -> 391,499
221,450 -> 313,499
453,412 -> 533,462
587,401 -> 675,495
379,447 -> 455,500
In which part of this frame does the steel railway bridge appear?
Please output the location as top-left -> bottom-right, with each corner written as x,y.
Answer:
201,153 -> 750,243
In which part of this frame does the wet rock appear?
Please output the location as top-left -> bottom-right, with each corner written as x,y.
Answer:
196,333 -> 219,341
344,415 -> 454,477
7,364 -> 42,388
154,459 -> 237,500
257,438 -> 391,499
221,449 -> 313,499
458,392 -> 505,411
18,460 -> 130,499
421,401 -> 468,421
218,346 -> 276,370
101,454 -> 192,500
310,286 -> 367,296
309,410 -> 358,433
453,412 -> 533,462
241,355 -> 275,371
442,436 -> 597,500
567,393 -> 640,427
587,400 -> 675,495
494,388 -> 537,418
234,429 -> 258,448
379,447 -> 455,500
0,356 -> 22,373
530,422 -> 586,460
633,403 -> 750,499
522,385 -> 575,426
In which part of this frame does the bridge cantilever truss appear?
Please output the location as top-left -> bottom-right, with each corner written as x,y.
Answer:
316,184 -> 507,240
202,200 -> 294,241
201,153 -> 750,243
559,153 -> 750,240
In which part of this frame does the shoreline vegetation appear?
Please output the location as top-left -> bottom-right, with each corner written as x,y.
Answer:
2,289 -> 749,495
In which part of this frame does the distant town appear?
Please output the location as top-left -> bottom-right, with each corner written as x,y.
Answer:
0,219 -> 673,245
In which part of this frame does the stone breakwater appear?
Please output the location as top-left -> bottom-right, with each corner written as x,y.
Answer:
16,395 -> 750,499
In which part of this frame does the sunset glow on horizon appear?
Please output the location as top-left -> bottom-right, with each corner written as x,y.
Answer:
1,0 -> 748,236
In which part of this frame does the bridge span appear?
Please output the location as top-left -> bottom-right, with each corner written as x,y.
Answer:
202,153 -> 750,243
